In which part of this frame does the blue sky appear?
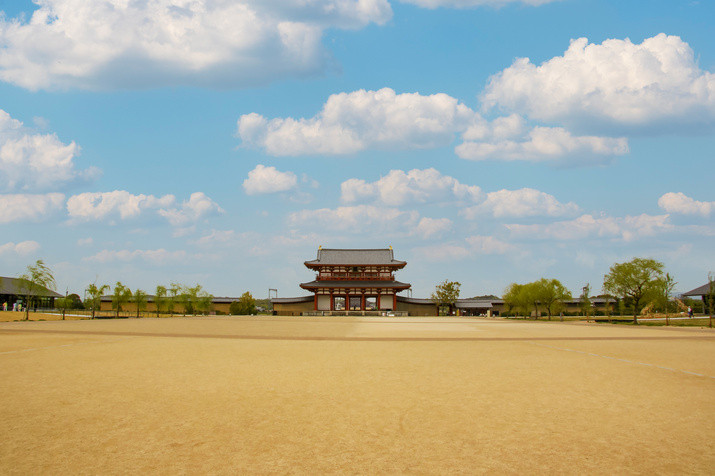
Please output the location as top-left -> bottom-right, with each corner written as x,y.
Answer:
1,0 -> 713,299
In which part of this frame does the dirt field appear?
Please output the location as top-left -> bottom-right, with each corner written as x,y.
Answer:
1,316 -> 713,474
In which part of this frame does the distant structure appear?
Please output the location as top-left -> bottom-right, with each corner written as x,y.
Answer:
271,247 -> 503,316
301,247 -> 410,312
682,282 -> 714,310
0,276 -> 62,309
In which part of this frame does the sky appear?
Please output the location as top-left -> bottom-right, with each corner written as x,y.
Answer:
0,0 -> 713,300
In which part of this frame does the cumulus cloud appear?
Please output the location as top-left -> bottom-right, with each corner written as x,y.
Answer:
66,190 -> 222,225
506,213 -> 672,241
400,0 -> 557,8
341,168 -> 482,206
243,164 -> 298,195
482,34 -> 715,130
67,190 -> 175,221
0,193 -> 65,223
461,188 -> 579,218
238,88 -> 476,155
456,126 -> 628,163
83,248 -> 202,265
414,234 -> 515,261
0,240 -> 40,256
157,192 -> 224,226
288,204 -> 419,231
658,192 -> 714,216
238,88 -> 628,163
412,217 -> 452,238
0,0 -> 392,90
0,109 -> 99,191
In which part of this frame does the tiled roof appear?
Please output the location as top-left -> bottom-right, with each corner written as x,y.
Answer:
305,248 -> 406,266
300,280 -> 411,290
0,276 -> 62,298
271,296 -> 314,304
682,283 -> 714,296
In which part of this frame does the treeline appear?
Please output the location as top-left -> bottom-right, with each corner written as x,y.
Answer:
502,257 -> 711,324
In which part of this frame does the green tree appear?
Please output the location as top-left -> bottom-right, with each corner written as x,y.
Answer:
655,273 -> 677,326
67,293 -> 83,309
133,289 -> 148,318
230,292 -> 256,315
85,283 -> 109,319
167,283 -> 181,316
580,283 -> 592,319
503,283 -> 529,317
431,280 -> 461,316
603,257 -> 665,324
55,296 -> 71,320
17,259 -> 56,321
155,285 -> 168,317
190,285 -> 213,315
535,278 -> 572,320
708,273 -> 715,328
112,282 -> 132,318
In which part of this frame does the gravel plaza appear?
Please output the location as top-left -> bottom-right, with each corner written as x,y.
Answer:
1,316 -> 713,474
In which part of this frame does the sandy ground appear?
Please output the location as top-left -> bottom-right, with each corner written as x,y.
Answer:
0,316 -> 713,474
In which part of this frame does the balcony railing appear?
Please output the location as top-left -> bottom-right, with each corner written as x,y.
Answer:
316,273 -> 393,281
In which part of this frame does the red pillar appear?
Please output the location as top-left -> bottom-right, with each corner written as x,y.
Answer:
314,294 -> 317,311
392,292 -> 396,311
361,294 -> 365,311
330,292 -> 334,311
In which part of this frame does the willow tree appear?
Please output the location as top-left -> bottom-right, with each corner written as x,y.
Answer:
133,289 -> 148,318
18,260 -> 56,321
86,283 -> 109,319
112,282 -> 132,318
535,278 -> 572,320
155,285 -> 168,317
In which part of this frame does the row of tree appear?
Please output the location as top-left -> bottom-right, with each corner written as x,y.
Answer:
431,257 -> 714,325
84,282 -> 215,318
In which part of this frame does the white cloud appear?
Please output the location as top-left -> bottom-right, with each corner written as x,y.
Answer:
0,109 -> 99,191
400,0 -> 557,8
289,204 -> 419,231
465,235 -> 516,254
158,192 -> 224,226
461,188 -> 579,218
193,229 -> 238,247
341,168 -> 482,206
658,192 -> 714,216
414,234 -> 515,261
0,193 -> 65,223
238,88 -> 476,155
457,126 -> 628,162
482,34 -> 715,130
0,240 -> 40,256
67,190 -> 175,221
77,237 -> 93,246
506,213 -> 672,241
243,164 -> 298,195
412,217 -> 452,238
83,248 -> 215,265
66,190 -> 222,226
0,0 -> 392,90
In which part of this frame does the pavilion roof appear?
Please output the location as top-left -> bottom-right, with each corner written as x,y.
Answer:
682,283 -> 714,297
305,248 -> 406,267
0,276 -> 62,298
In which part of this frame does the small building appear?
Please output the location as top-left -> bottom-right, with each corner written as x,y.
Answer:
682,282 -> 715,311
0,276 -> 62,309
